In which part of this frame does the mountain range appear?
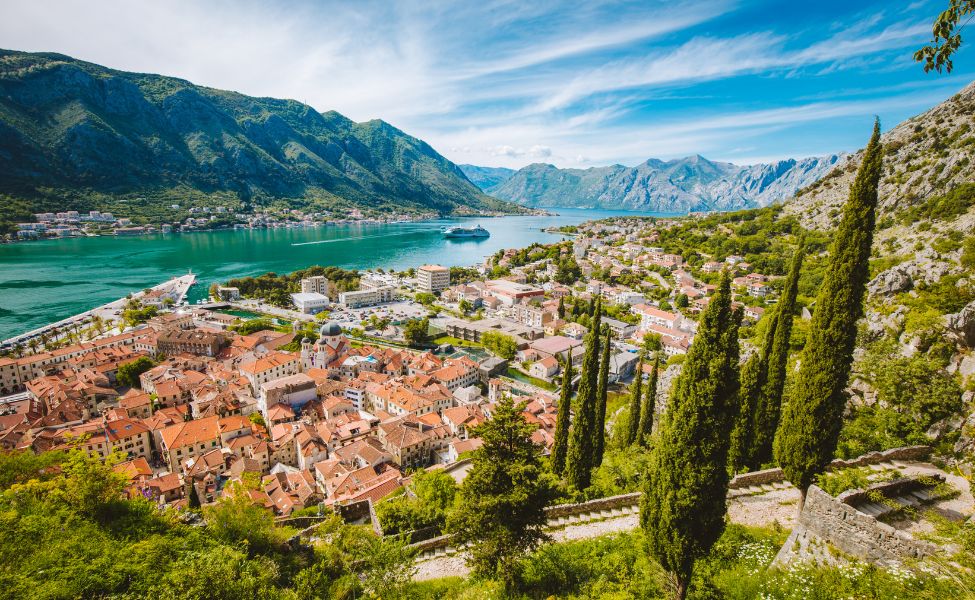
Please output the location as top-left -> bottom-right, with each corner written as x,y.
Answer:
460,154 -> 842,212
0,50 -> 518,222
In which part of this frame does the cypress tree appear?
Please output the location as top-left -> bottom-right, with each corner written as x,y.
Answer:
776,121 -> 883,509
557,296 -> 566,319
751,239 -> 804,468
623,353 -> 644,447
637,354 -> 659,447
728,348 -> 769,473
551,353 -> 573,476
566,299 -> 601,491
187,479 -> 201,509
594,326 -> 612,465
641,271 -> 741,599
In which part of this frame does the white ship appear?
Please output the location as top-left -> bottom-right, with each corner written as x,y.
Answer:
442,224 -> 490,239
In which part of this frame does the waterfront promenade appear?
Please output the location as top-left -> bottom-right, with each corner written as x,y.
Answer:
1,274 -> 196,349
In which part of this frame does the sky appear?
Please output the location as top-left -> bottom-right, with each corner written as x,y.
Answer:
1,0 -> 972,168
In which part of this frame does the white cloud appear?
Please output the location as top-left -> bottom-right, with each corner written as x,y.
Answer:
0,0 -> 958,170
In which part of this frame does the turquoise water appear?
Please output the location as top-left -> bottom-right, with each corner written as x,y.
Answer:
0,208 -> 674,339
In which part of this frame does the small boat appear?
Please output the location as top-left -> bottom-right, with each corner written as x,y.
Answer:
443,224 -> 490,239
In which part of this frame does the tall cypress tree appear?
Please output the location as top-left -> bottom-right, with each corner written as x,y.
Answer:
566,300 -> 601,491
751,239 -> 804,468
637,354 -> 659,448
594,326 -> 612,465
623,353 -> 644,447
776,121 -> 882,509
557,296 -> 566,319
728,348 -> 769,473
551,353 -> 573,476
642,271 -> 741,599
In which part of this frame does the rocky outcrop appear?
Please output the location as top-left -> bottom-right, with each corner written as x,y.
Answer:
868,266 -> 913,296
945,300 -> 975,348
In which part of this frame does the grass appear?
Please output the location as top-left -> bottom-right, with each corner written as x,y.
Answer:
430,334 -> 484,348
505,367 -> 557,391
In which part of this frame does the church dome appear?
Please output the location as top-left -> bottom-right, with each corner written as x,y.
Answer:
319,321 -> 342,338
302,337 -> 312,344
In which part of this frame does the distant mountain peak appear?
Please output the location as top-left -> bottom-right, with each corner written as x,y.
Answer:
478,153 -> 842,212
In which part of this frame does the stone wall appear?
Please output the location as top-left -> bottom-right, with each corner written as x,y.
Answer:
543,492 -> 641,519
797,484 -> 938,564
728,445 -> 933,490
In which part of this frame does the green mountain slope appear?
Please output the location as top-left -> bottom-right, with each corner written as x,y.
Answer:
0,50 -> 518,221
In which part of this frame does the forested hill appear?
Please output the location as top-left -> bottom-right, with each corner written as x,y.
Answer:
0,50 -> 518,221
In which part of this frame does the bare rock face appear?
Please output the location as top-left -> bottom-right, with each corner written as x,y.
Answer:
868,266 -> 913,296
945,300 -> 975,348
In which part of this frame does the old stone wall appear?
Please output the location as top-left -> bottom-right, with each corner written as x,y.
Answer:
728,445 -> 933,490
798,485 -> 938,564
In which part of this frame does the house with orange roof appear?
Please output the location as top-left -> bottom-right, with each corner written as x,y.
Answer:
239,351 -> 301,393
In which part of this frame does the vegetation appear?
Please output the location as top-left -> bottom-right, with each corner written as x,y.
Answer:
551,355 -> 573,477
0,448 -> 416,600
593,327 -> 612,465
640,271 -> 741,599
776,121 -> 883,507
481,331 -> 518,360
915,0 -> 975,73
751,240 -> 804,468
116,357 -> 156,388
642,271 -> 741,599
122,304 -> 158,327
402,317 -> 431,347
375,470 -> 458,537
565,300 -> 602,492
225,266 -> 361,308
637,355 -> 659,448
623,353 -> 644,447
446,396 -> 556,591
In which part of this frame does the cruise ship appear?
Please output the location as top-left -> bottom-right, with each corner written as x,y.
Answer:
442,224 -> 490,239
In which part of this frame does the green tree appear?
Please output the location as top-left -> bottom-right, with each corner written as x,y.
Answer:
637,355 -> 659,448
187,480 -> 202,509
481,331 -> 518,360
565,299 -> 602,491
402,317 -> 430,347
557,296 -> 566,319
458,299 -> 473,314
116,356 -> 156,388
376,470 -> 457,536
915,0 -> 975,73
776,122 -> 883,510
641,271 -> 741,600
751,239 -> 804,468
675,293 -> 689,308
551,354 -> 574,476
728,350 -> 767,473
446,396 -> 556,591
593,326 -> 612,465
623,354 -> 644,447
204,480 -> 288,556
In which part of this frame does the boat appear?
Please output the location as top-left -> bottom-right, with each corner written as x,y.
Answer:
442,224 -> 490,239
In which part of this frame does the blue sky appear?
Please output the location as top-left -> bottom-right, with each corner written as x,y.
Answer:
1,0 -> 971,167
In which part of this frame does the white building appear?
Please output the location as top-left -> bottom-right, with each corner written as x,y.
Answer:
338,284 -> 393,308
417,264 -> 450,293
300,276 -> 329,295
291,292 -> 330,314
